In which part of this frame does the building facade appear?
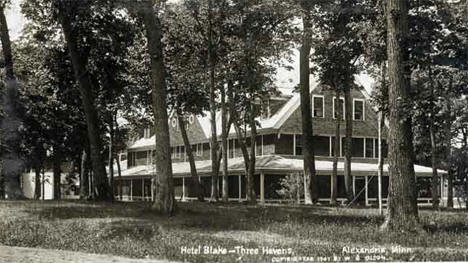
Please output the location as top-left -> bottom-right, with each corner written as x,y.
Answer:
116,85 -> 447,205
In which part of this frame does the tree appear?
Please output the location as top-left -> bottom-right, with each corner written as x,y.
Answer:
181,0 -> 233,202
381,0 -> 421,232
331,88 -> 341,205
299,1 -> 318,204
134,0 -> 175,214
14,21 -> 91,200
0,1 -> 25,199
311,0 -> 366,203
53,0 -> 112,200
229,0 -> 295,203
164,3 -> 211,202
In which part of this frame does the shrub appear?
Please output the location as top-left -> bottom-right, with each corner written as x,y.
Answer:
276,173 -> 303,203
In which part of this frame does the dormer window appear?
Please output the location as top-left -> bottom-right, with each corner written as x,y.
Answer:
196,143 -> 203,156
261,99 -> 271,119
143,128 -> 151,139
312,95 -> 324,118
353,99 -> 365,120
333,97 -> 345,120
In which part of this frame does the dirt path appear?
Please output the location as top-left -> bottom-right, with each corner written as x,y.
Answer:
0,245 -> 178,263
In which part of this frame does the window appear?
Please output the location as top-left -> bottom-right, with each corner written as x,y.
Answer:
382,140 -> 388,158
294,134 -> 302,156
373,139 -> 388,158
196,143 -> 203,156
374,138 -> 379,158
228,140 -> 235,158
312,96 -> 324,118
331,137 -> 341,157
353,99 -> 365,120
261,100 -> 271,119
314,136 -> 329,156
172,146 -> 181,159
128,152 -> 134,167
351,138 -> 364,158
340,137 -> 365,157
256,136 -> 263,156
365,138 -> 374,158
333,97 -> 345,120
176,146 -> 181,158
136,150 -> 148,160
143,128 -> 150,138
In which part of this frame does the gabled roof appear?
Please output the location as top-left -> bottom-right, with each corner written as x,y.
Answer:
195,90 -> 302,139
128,77 -> 378,150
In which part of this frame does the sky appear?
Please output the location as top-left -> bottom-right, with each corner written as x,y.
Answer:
4,0 -> 374,92
5,0 -> 26,41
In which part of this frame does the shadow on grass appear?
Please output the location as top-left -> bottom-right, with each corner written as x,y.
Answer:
25,200 -> 158,220
22,200 -> 386,232
424,222 -> 468,235
17,200 -> 419,234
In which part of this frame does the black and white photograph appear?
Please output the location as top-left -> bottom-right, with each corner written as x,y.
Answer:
0,0 -> 467,262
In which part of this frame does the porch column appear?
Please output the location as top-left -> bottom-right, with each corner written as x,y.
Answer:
238,175 -> 242,202
378,172 -> 382,214
440,174 -> 444,197
130,179 -> 133,201
142,179 -> 145,201
352,176 -> 356,197
182,177 -> 186,201
260,173 -> 265,204
365,176 -> 369,206
151,178 -> 154,201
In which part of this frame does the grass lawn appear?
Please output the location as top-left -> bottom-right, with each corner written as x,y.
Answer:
0,200 -> 467,262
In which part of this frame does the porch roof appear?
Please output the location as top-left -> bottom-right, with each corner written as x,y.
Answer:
118,155 -> 445,178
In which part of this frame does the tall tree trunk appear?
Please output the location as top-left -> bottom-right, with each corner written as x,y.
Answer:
138,1 -> 175,215
378,62 -> 387,215
296,173 -> 301,204
0,5 -> 24,200
0,161 -> 3,200
57,5 -> 110,201
300,10 -> 317,205
429,122 -> 439,209
113,114 -> 123,200
34,163 -> 41,200
53,147 -> 61,200
108,114 -> 115,200
378,111 -> 384,215
446,77 -> 453,208
382,0 -> 421,232
331,89 -> 341,205
177,114 -> 204,202
41,168 -> 45,200
233,119 -> 250,201
344,85 -> 353,203
207,0 -> 219,202
428,67 -> 439,209
247,102 -> 257,204
221,85 -> 229,202
447,169 -> 453,208
33,148 -> 44,200
234,121 -> 250,171
80,149 -> 90,199
115,154 -> 122,201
